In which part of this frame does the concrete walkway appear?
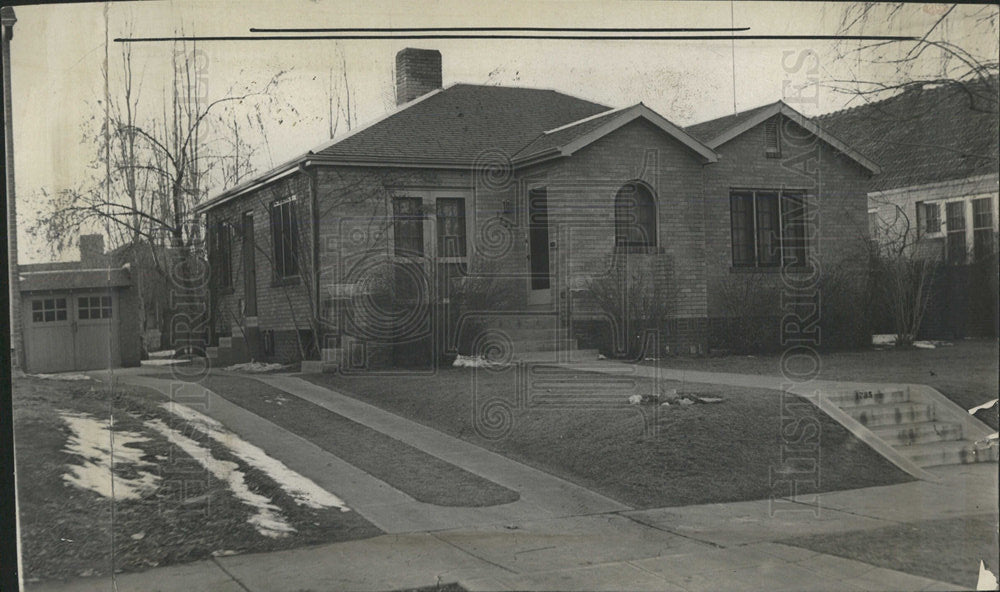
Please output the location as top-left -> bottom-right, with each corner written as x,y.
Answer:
30,368 -> 994,592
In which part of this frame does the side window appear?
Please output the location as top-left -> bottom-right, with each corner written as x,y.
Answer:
393,197 -> 424,256
270,197 -> 300,279
436,198 -> 467,257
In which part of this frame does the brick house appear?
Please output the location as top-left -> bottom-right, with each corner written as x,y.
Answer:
820,79 -> 999,338
196,48 -> 880,368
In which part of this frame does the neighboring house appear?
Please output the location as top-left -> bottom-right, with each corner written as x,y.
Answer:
819,78 -> 999,263
196,48 -> 879,367
820,79 -> 1000,337
17,234 -> 141,373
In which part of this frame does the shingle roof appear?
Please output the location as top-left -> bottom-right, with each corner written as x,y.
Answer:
816,80 -> 999,192
19,268 -> 131,292
313,83 -> 611,164
685,102 -> 779,144
513,107 -> 628,160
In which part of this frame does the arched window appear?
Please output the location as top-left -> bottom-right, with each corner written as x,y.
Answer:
615,182 -> 657,248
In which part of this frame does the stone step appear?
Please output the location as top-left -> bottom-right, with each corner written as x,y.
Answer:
845,402 -> 935,428
512,349 -> 601,364
509,338 -> 579,353
870,421 -> 964,446
824,388 -> 909,408
899,439 -> 1000,468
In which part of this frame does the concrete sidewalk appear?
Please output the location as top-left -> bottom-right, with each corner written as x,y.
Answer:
31,368 -> 992,592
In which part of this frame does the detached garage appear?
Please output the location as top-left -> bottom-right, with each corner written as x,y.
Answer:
18,235 -> 141,373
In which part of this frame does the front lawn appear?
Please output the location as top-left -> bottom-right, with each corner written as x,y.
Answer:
150,373 -> 520,507
302,367 -> 912,509
654,338 -> 999,413
780,513 -> 1000,589
13,376 -> 380,583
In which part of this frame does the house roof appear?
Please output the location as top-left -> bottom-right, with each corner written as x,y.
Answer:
513,103 -> 718,165
19,268 -> 131,293
685,101 -> 881,174
197,84 -> 717,213
816,79 -> 999,192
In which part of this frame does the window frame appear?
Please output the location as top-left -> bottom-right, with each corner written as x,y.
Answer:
31,297 -> 68,323
77,295 -> 113,321
211,220 -> 234,291
614,181 -> 658,251
435,197 -> 468,258
729,188 -> 811,270
270,196 -> 300,283
392,196 -> 426,257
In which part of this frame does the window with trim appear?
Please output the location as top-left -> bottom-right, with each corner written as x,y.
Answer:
270,197 -> 299,279
436,198 -> 467,257
916,202 -> 942,237
210,221 -> 233,289
78,296 -> 112,320
393,197 -> 424,256
614,183 -> 657,249
945,201 -> 967,264
32,298 -> 67,323
972,197 -> 995,261
730,189 -> 809,268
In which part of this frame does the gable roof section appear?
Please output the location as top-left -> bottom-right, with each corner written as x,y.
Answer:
686,101 -> 881,174
817,79 -> 998,192
513,103 -> 718,165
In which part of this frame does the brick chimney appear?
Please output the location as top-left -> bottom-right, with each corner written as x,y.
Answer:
79,234 -> 106,268
395,48 -> 442,106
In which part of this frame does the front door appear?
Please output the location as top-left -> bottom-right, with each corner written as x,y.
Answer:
528,188 -> 552,306
242,211 -> 257,317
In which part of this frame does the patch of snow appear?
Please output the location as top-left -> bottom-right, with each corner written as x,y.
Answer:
977,560 -> 998,591
148,350 -> 176,360
145,418 -> 295,538
453,355 -> 506,369
34,373 -> 93,381
678,398 -> 696,405
872,334 -> 896,346
969,399 -> 999,415
627,394 -> 642,405
160,403 -> 349,511
224,362 -> 286,373
912,341 -> 936,349
60,412 -> 161,500
141,359 -> 187,366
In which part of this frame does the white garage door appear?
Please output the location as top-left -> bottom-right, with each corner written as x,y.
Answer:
23,292 -> 120,373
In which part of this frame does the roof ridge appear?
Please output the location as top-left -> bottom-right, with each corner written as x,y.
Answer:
542,104 -> 629,135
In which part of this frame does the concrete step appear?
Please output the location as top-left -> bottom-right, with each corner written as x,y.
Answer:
509,338 -> 579,353
845,402 -> 934,428
513,349 -> 601,364
824,388 -> 909,408
871,421 -> 964,446
321,348 -> 344,363
899,439 -> 1000,468
206,346 -> 219,359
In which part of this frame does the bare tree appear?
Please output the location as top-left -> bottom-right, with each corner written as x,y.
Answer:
830,3 -> 998,109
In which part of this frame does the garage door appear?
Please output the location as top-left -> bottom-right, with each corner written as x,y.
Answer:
23,292 -> 120,373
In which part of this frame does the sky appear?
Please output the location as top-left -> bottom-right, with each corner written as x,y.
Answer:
7,0 -> 998,262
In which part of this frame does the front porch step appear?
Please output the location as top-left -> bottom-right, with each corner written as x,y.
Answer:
300,360 -> 338,374
900,439 -> 999,468
844,402 -> 935,428
321,348 -> 344,363
823,389 -> 909,408
870,421 -> 964,446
